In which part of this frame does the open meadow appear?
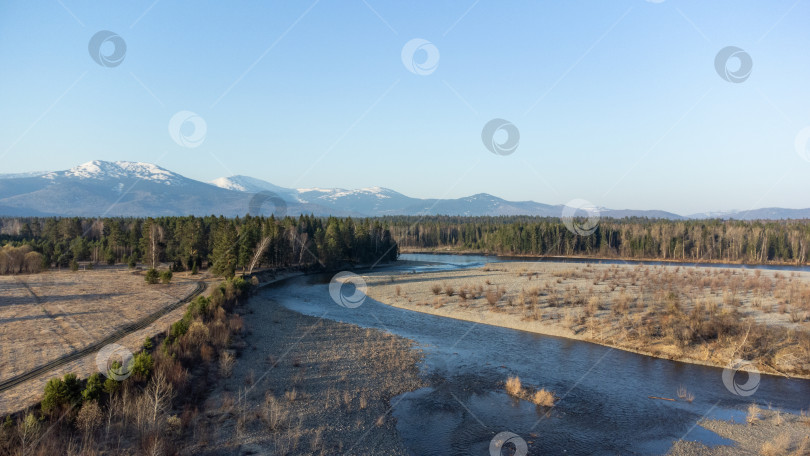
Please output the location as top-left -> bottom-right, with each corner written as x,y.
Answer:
0,267 -> 205,415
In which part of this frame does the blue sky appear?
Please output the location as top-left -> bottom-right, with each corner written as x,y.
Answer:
1,0 -> 809,215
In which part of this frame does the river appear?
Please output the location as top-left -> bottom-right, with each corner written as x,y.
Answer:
260,254 -> 810,455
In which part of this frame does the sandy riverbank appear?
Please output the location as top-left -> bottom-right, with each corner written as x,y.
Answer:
182,280 -> 426,455
669,408 -> 810,455
363,261 -> 810,378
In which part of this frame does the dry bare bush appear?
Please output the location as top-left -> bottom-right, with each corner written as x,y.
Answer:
458,286 -> 469,301
747,403 -> 761,425
433,297 -> 444,309
531,389 -> 556,407
260,393 -> 286,433
219,351 -> 236,378
676,385 -> 694,403
505,376 -> 522,397
430,284 -> 442,295
77,401 -> 103,437
760,432 -> 791,456
444,285 -> 455,297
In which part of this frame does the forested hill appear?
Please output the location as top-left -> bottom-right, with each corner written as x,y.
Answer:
0,216 -> 398,276
382,216 -> 810,264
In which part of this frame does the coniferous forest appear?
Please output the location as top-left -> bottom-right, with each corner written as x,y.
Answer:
0,215 -> 398,276
3,215 -> 810,276
382,216 -> 810,264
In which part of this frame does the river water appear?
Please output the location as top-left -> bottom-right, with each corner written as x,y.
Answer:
261,254 -> 810,455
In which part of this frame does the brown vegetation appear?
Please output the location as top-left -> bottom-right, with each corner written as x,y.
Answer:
504,376 -> 556,407
368,262 -> 810,377
0,277 -> 250,455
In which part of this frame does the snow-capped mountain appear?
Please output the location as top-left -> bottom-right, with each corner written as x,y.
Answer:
0,160 -> 806,219
0,160 -> 252,217
209,175 -> 299,202
43,160 -> 186,185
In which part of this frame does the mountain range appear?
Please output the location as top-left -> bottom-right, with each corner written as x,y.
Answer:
0,160 -> 807,220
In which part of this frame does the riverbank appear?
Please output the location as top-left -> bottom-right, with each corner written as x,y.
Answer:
182,280 -> 426,455
364,261 -> 810,378
669,408 -> 810,455
400,249 -> 810,268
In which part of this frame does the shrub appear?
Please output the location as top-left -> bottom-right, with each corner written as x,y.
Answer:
171,319 -> 190,340
76,401 -> 103,435
132,351 -> 154,379
505,376 -> 522,397
103,376 -> 119,394
761,432 -> 791,456
431,284 -> 442,295
145,268 -> 160,284
70,260 -> 79,272
41,373 -> 82,414
531,389 -> 556,407
161,270 -> 173,284
82,373 -> 104,402
143,336 -> 153,350
128,257 -> 137,269
219,351 -> 236,378
747,403 -> 761,425
191,263 -> 198,275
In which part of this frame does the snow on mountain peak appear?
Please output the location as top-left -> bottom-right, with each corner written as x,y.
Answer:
45,160 -> 182,185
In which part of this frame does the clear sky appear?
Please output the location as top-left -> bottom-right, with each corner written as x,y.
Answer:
1,0 -> 809,215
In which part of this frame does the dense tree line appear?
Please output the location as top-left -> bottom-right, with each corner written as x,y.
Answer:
381,216 -> 810,264
0,215 -> 398,276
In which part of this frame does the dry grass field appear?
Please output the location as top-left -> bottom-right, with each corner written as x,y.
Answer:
365,261 -> 810,377
0,266 -> 205,415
